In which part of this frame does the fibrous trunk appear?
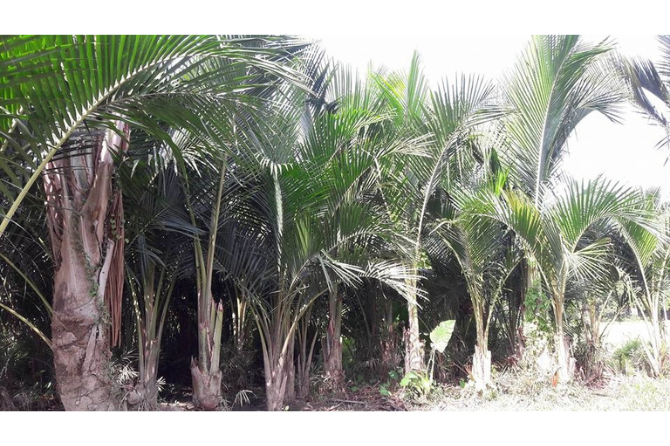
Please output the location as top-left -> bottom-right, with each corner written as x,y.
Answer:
554,306 -> 575,383
191,301 -> 224,410
404,279 -> 424,374
264,335 -> 294,411
191,358 -> 223,410
323,286 -> 344,390
380,299 -> 400,376
44,122 -> 129,411
472,345 -> 491,392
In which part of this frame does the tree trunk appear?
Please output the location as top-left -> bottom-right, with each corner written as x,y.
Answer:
190,358 -> 223,410
45,122 -> 129,411
126,340 -> 160,410
191,301 -> 224,410
323,286 -> 344,390
265,370 -> 287,412
296,305 -> 318,400
380,299 -> 400,376
472,345 -> 491,392
471,293 -> 491,392
264,347 -> 290,411
404,280 -> 425,374
285,335 -> 296,404
554,314 -> 575,383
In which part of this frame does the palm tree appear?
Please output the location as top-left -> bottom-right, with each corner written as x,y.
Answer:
619,200 -> 669,377
493,35 -> 628,378
373,54 -> 497,375
0,35 -> 306,410
500,35 -> 624,207
430,165 -> 521,391
121,161 -> 192,410
220,71 -> 419,410
477,177 -> 659,382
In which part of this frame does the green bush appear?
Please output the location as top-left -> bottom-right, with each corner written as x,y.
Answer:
611,338 -> 647,375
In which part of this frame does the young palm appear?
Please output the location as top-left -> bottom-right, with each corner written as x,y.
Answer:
476,177 -> 659,382
618,201 -> 670,376
223,68 -> 420,409
373,54 -> 498,374
493,35 -> 628,377
429,163 -> 521,390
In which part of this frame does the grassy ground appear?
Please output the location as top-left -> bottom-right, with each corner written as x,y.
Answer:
293,319 -> 670,411
420,375 -> 670,411
276,373 -> 670,411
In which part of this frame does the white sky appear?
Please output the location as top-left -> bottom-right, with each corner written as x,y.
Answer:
315,35 -> 670,198
7,5 -> 669,198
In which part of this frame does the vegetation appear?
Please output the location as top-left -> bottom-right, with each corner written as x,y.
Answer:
1,34 -> 670,412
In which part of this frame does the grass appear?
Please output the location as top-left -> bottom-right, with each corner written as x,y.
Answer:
417,375 -> 670,411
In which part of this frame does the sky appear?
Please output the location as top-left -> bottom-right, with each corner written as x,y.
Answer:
315,35 -> 670,198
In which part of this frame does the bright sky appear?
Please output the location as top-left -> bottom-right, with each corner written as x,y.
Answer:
315,35 -> 670,198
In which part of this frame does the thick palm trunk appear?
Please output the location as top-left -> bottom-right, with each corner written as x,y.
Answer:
191,358 -> 223,410
472,345 -> 492,392
471,297 -> 492,391
323,286 -> 344,389
126,340 -> 160,410
191,301 -> 224,410
51,249 -> 117,410
296,306 -> 318,400
554,301 -> 575,383
380,298 -> 400,376
404,278 -> 424,374
44,123 -> 129,411
264,336 -> 293,411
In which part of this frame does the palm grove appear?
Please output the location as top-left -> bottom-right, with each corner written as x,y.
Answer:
1,35 -> 669,411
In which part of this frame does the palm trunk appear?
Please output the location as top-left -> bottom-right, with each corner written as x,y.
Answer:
553,300 -> 575,383
323,286 -> 344,390
404,278 -> 424,374
126,340 -> 160,410
471,294 -> 492,391
127,266 -> 174,410
296,306 -> 318,400
380,298 -> 400,376
472,345 -> 491,392
265,363 -> 288,412
186,157 -> 228,410
45,122 -> 129,411
190,301 -> 224,410
263,334 -> 293,411
191,357 -> 223,410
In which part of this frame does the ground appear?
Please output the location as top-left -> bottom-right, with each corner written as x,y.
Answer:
156,319 -> 670,411
4,320 -> 669,411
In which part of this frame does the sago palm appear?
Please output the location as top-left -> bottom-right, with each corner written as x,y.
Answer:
373,53 -> 498,374
0,35 -> 306,410
476,177 -> 659,382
